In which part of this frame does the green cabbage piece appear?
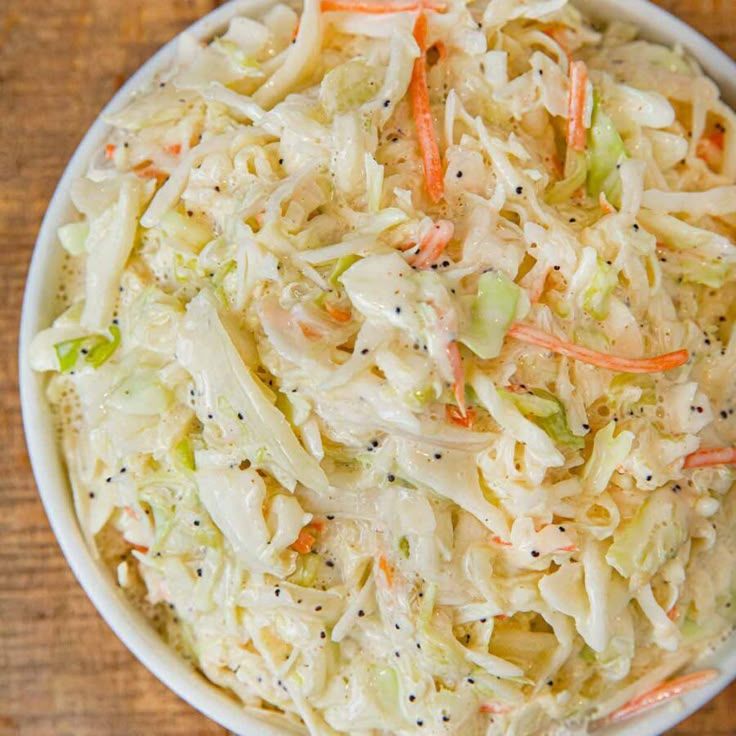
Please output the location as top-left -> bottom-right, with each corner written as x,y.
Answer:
174,438 -> 196,471
210,38 -> 260,72
160,210 -> 215,253
547,150 -> 587,205
371,666 -> 400,715
289,552 -> 320,587
86,325 -> 122,368
586,94 -> 626,205
58,221 -> 89,256
460,271 -> 522,360
583,258 -> 618,320
500,388 -> 584,451
109,369 -> 174,415
320,60 -> 382,117
54,336 -> 86,373
330,254 -> 361,286
638,209 -> 736,287
54,324 -> 121,373
606,488 -> 689,582
582,421 -> 634,494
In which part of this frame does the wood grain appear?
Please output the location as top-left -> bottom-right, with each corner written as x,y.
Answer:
0,2 -> 735,735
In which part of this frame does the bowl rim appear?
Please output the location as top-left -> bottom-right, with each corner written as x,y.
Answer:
17,1 -> 736,735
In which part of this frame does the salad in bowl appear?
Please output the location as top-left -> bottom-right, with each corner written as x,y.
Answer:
26,0 -> 736,733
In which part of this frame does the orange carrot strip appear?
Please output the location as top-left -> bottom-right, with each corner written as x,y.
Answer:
105,144 -> 116,160
299,322 -> 323,339
324,302 -> 352,322
683,447 -> 736,469
409,12 -> 445,204
567,60 -> 588,153
446,405 -> 476,428
491,535 -> 512,547
546,152 -> 565,179
378,555 -> 393,588
291,527 -> 317,554
545,26 -> 573,65
508,322 -> 689,375
697,131 -> 725,168
667,604 -> 678,621
446,340 -> 465,416
130,543 -> 149,554
134,166 -> 169,184
528,266 -> 552,304
165,143 -> 182,156
480,703 -> 512,715
321,0 -> 447,13
599,191 -> 616,214
408,219 -> 454,268
606,670 -> 719,725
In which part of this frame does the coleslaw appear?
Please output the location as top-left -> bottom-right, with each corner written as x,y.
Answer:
29,0 -> 736,733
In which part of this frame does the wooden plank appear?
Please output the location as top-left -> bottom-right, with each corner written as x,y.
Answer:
0,1 -> 734,734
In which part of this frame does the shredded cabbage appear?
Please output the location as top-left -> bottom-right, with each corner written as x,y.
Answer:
30,0 -> 736,733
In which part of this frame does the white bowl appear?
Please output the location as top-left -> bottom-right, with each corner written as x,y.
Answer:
18,1 -> 736,734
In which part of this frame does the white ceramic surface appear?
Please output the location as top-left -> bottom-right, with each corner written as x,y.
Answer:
18,1 -> 736,734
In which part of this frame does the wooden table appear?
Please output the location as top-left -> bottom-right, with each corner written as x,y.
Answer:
1,1 -> 735,734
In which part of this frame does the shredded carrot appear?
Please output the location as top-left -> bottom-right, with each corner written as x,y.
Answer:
446,341 -> 466,416
544,24 -> 573,65
545,152 -> 565,179
494,614 -> 509,621
321,0 -> 447,13
292,19 -> 300,40
697,130 -> 725,169
683,446 -> 736,469
605,669 -> 719,725
528,266 -> 551,303
557,544 -> 579,553
480,703 -> 512,715
105,144 -> 116,160
491,535 -> 512,547
299,322 -> 323,339
409,12 -> 445,204
324,302 -> 352,322
123,506 -> 139,520
309,519 -> 326,533
134,164 -> 169,184
446,404 -> 476,428
508,322 -> 689,375
599,191 -> 616,215
378,555 -> 393,588
567,60 -> 589,153
408,219 -> 454,268
130,543 -> 149,554
502,384 -> 526,394
164,143 -> 182,156
291,527 -> 317,554
667,604 -> 678,621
